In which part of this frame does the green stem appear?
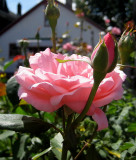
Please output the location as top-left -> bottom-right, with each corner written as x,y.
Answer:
61,114 -> 74,160
72,82 -> 98,128
49,0 -> 54,5
62,107 -> 66,132
72,71 -> 106,128
74,106 -> 107,159
49,123 -> 64,137
38,111 -> 42,119
61,141 -> 68,160
80,19 -> 84,43
23,47 -> 27,64
37,39 -> 40,52
117,64 -> 136,69
52,28 -> 56,53
23,47 -> 29,67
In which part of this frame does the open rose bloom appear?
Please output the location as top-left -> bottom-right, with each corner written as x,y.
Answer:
16,48 -> 126,130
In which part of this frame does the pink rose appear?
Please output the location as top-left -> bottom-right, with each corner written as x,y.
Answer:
62,42 -> 76,51
87,45 -> 92,52
112,27 -> 121,35
76,12 -> 84,18
15,48 -> 126,130
105,18 -> 110,24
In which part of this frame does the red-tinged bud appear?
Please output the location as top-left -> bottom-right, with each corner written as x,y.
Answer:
45,0 -> 60,31
91,33 -> 118,74
118,29 -> 136,65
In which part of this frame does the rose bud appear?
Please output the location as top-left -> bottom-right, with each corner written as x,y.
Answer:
45,0 -> 60,30
91,33 -> 118,74
118,30 -> 136,65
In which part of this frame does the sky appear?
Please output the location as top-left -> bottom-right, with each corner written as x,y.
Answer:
7,0 -> 65,15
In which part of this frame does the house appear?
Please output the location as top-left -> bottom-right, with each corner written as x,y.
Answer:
0,0 -> 104,73
0,0 -> 20,31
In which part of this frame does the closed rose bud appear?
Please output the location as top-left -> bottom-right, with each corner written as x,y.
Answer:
91,33 -> 118,74
118,30 -> 136,65
45,0 -> 60,30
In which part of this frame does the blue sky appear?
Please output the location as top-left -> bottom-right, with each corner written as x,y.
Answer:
7,0 -> 65,15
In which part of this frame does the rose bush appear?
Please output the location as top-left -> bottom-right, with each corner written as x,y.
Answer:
15,48 -> 126,130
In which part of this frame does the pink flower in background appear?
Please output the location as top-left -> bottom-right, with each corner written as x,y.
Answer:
111,27 -> 121,35
66,21 -> 69,26
62,42 -> 76,51
105,18 -> 110,25
76,12 -> 84,18
16,48 -> 126,130
87,45 -> 92,52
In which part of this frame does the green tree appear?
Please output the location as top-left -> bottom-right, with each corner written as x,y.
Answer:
74,0 -> 133,29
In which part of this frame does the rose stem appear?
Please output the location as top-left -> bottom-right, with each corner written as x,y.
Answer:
71,71 -> 106,129
61,113 -> 73,160
52,28 -> 56,53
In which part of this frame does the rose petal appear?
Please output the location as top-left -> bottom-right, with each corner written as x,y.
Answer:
30,48 -> 58,73
18,87 -> 61,112
104,33 -> 115,67
15,66 -> 40,88
92,108 -> 108,131
50,87 -> 91,107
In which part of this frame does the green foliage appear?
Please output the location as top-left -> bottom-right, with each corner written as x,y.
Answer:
3,60 -> 14,71
32,147 -> 52,160
6,76 -> 19,105
0,114 -> 51,134
12,134 -> 29,160
50,133 -> 63,160
93,89 -> 136,160
74,0 -> 133,28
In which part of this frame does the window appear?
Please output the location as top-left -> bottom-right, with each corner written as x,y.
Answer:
9,43 -> 21,57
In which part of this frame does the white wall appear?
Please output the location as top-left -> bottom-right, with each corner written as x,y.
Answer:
57,5 -> 101,46
0,3 -> 102,73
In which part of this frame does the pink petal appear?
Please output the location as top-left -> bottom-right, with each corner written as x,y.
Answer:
53,75 -> 91,91
92,108 -> 108,131
35,68 -> 66,82
18,87 -> 61,112
15,66 -> 40,88
93,87 -> 123,108
30,48 -> 58,73
50,87 -> 91,107
93,69 -> 126,107
104,33 -> 115,67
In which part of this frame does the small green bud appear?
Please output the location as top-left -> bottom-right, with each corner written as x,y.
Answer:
91,41 -> 108,73
45,0 -> 60,30
118,29 -> 136,65
18,38 -> 29,49
35,27 -> 41,40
